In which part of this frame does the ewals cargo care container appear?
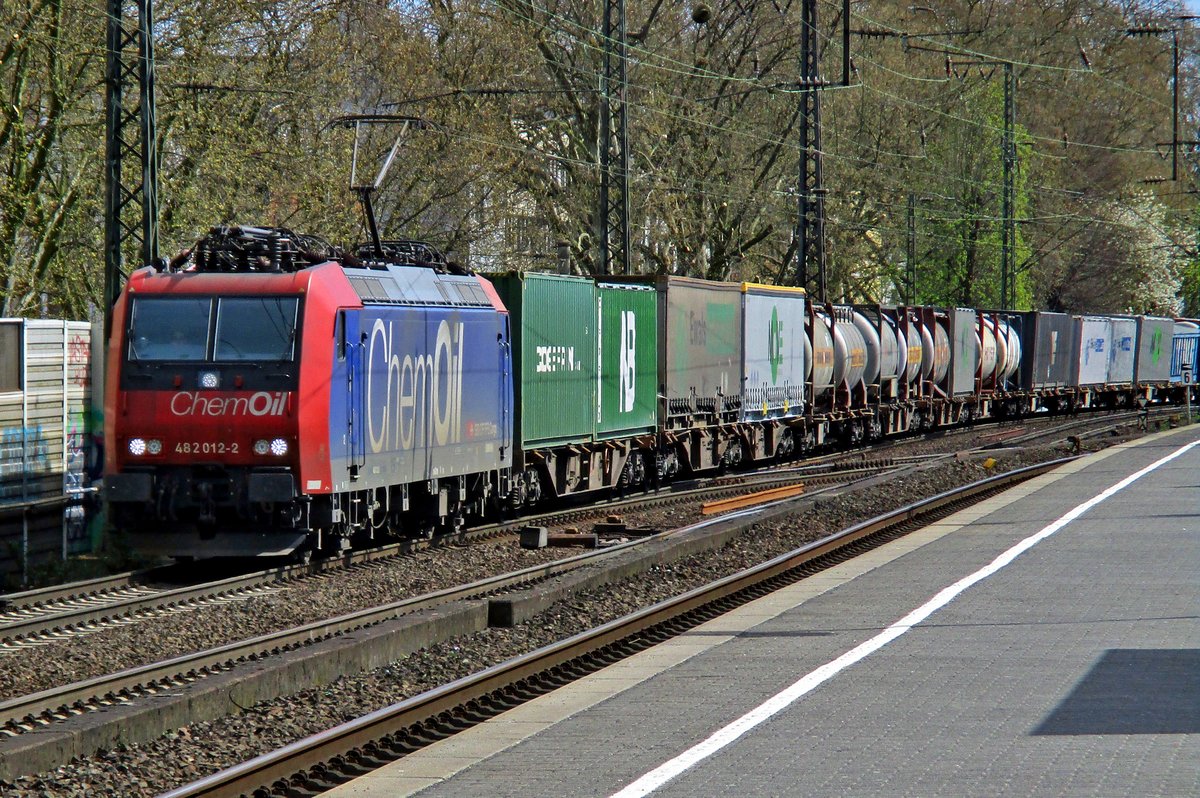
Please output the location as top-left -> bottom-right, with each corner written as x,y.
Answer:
659,277 -> 744,422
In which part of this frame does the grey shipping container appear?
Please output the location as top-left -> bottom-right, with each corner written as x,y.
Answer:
948,308 -> 979,395
1021,312 -> 1076,389
659,277 -> 744,419
1132,316 -> 1173,384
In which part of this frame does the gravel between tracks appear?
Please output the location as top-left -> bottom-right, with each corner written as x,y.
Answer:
0,431 -> 1146,797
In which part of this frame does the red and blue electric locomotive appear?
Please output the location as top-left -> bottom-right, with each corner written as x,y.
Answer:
104,227 -> 513,558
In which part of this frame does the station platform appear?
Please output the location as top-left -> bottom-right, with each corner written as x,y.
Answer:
326,426 -> 1200,798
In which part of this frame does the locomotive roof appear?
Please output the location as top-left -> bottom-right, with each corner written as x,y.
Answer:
341,264 -> 495,308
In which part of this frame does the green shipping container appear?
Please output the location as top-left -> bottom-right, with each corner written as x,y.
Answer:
491,273 -> 597,449
596,282 -> 659,439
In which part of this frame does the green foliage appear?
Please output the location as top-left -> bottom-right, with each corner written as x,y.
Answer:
0,0 -> 1197,313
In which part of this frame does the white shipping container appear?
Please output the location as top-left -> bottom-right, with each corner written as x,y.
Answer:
1076,316 -> 1112,386
1108,317 -> 1136,384
742,287 -> 806,420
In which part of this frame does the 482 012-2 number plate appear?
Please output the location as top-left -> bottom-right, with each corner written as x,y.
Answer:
175,441 -> 240,454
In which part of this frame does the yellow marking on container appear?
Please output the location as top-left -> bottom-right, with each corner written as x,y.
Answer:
740,282 -> 807,295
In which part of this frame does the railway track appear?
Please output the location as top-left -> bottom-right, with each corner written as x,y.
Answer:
0,460 -> 902,654
158,457 -> 1073,798
0,406 -> 1152,653
0,460 -> 907,738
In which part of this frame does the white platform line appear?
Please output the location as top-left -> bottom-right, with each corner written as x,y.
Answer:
609,439 -> 1200,798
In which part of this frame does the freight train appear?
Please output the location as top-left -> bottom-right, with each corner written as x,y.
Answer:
103,226 -> 1200,559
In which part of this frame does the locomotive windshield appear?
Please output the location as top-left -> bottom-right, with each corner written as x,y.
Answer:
214,298 -> 299,361
128,298 -> 212,361
128,296 -> 299,362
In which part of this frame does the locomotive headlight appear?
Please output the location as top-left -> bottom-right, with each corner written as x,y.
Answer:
199,370 -> 220,389
270,438 -> 289,456
253,439 -> 270,455
128,438 -> 147,456
146,439 -> 163,455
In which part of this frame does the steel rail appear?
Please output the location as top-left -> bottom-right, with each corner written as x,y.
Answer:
0,571 -> 141,611
0,535 -> 650,728
160,458 -> 1072,798
0,468 -> 891,733
0,463 -> 892,657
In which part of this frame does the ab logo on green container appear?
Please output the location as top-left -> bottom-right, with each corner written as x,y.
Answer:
619,310 -> 636,413
768,306 -> 784,384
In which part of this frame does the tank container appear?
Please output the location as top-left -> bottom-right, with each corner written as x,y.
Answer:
996,318 -> 1022,383
850,310 -> 881,386
829,311 -> 867,390
808,314 -> 835,396
978,317 -> 998,386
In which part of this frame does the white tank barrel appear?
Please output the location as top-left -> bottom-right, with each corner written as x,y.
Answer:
877,315 -> 901,381
920,323 -> 936,380
978,319 -> 998,386
932,320 -> 951,384
809,315 -> 835,394
893,322 -> 909,384
832,315 -> 867,390
850,310 -> 881,386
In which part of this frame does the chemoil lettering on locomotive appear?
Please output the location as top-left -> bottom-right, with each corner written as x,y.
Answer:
619,310 -> 636,413
171,391 -> 288,417
366,318 -> 465,453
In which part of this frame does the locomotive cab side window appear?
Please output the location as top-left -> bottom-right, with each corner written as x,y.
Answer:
128,298 -> 213,361
215,297 -> 300,361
